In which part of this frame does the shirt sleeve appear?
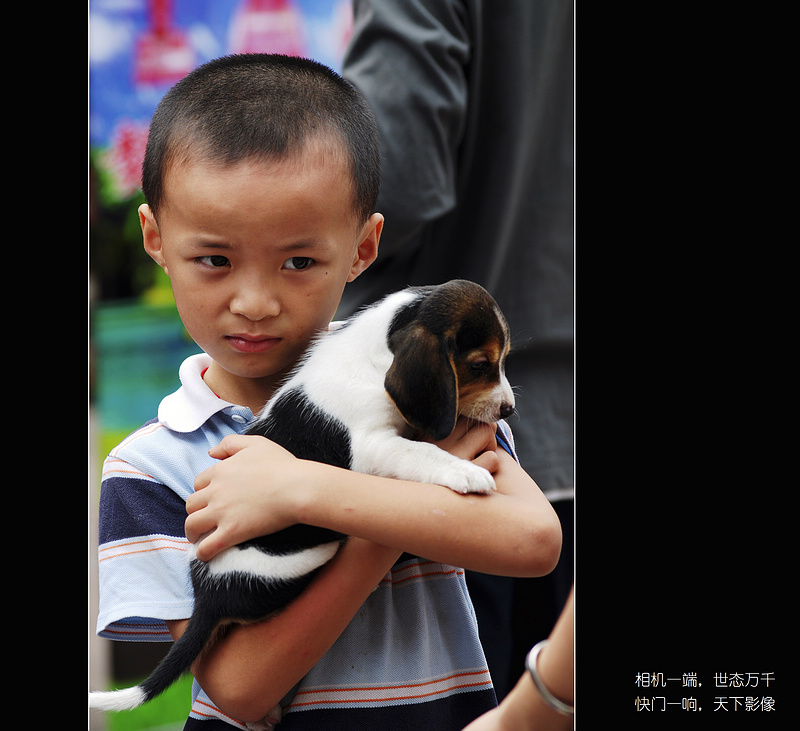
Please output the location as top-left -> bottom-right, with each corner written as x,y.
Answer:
96,455 -> 194,641
495,420 -> 519,463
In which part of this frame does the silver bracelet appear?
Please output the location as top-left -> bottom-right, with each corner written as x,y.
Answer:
525,640 -> 574,717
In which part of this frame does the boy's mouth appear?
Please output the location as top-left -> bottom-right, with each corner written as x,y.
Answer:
226,334 -> 282,354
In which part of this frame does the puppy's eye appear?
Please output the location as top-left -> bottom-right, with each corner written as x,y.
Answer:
470,360 -> 489,374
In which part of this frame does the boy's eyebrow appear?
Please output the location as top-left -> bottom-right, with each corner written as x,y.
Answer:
188,238 -> 329,253
277,240 -> 325,252
194,241 -> 233,250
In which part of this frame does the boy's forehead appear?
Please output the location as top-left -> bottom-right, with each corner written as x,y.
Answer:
159,136 -> 362,241
161,134 -> 357,217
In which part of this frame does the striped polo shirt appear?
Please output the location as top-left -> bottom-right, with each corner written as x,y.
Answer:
97,352 -> 509,729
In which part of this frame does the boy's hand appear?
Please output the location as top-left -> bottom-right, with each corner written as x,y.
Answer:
428,418 -> 501,475
186,435 -> 309,561
187,419 -> 500,563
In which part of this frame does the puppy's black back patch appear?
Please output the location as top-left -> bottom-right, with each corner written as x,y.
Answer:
248,386 -> 352,469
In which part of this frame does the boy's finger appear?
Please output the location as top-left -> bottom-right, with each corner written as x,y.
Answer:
195,528 -> 233,562
208,433 -> 259,460
186,483 -> 209,511
459,421 -> 497,456
184,510 -> 216,547
192,462 -> 215,492
473,450 -> 500,476
207,434 -> 241,459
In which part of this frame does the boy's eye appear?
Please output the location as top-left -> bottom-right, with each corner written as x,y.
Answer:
198,255 -> 230,268
284,256 -> 314,270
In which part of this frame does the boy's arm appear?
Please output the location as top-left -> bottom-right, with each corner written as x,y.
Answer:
187,420 -> 562,577
168,537 -> 401,723
180,421 -> 559,722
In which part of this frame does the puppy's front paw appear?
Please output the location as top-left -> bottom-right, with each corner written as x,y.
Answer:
444,462 -> 496,495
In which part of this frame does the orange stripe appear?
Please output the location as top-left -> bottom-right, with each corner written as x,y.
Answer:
292,669 -> 489,697
289,680 -> 493,708
98,537 -> 189,562
99,536 -> 188,553
288,670 -> 492,708
289,681 -> 492,708
102,459 -> 156,480
379,564 -> 464,586
191,698 -> 247,728
98,545 -> 188,563
109,423 -> 165,456
389,568 -> 464,586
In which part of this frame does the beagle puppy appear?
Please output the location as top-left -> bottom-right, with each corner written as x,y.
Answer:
90,280 -> 515,724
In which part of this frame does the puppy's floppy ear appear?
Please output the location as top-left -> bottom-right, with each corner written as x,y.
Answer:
385,324 -> 458,441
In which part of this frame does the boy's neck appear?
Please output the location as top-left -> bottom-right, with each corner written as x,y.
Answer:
202,362 -> 286,415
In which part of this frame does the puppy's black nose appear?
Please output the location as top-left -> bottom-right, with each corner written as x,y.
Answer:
499,403 -> 515,419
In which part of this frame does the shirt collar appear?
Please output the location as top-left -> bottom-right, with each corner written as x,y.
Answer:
158,353 -> 248,432
159,324 -> 345,433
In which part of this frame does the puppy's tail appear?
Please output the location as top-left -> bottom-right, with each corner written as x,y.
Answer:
90,612 -> 217,712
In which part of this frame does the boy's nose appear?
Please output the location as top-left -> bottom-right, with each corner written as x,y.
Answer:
230,284 -> 281,321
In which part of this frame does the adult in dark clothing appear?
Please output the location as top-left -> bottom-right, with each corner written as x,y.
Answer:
339,0 -> 574,699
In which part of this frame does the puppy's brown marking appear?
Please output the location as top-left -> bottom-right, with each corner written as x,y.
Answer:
385,280 -> 514,441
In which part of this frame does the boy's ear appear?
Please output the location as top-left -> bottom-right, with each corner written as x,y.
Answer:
139,204 -> 168,274
384,324 -> 458,441
347,212 -> 383,282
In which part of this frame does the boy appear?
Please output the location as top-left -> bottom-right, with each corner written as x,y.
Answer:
96,54 -> 562,730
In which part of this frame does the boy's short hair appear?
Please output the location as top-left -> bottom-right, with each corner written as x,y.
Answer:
142,53 -> 381,223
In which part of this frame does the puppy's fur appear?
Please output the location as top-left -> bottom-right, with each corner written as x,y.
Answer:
90,280 -> 515,725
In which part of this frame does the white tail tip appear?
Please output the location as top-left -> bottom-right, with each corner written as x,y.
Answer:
89,686 -> 147,711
